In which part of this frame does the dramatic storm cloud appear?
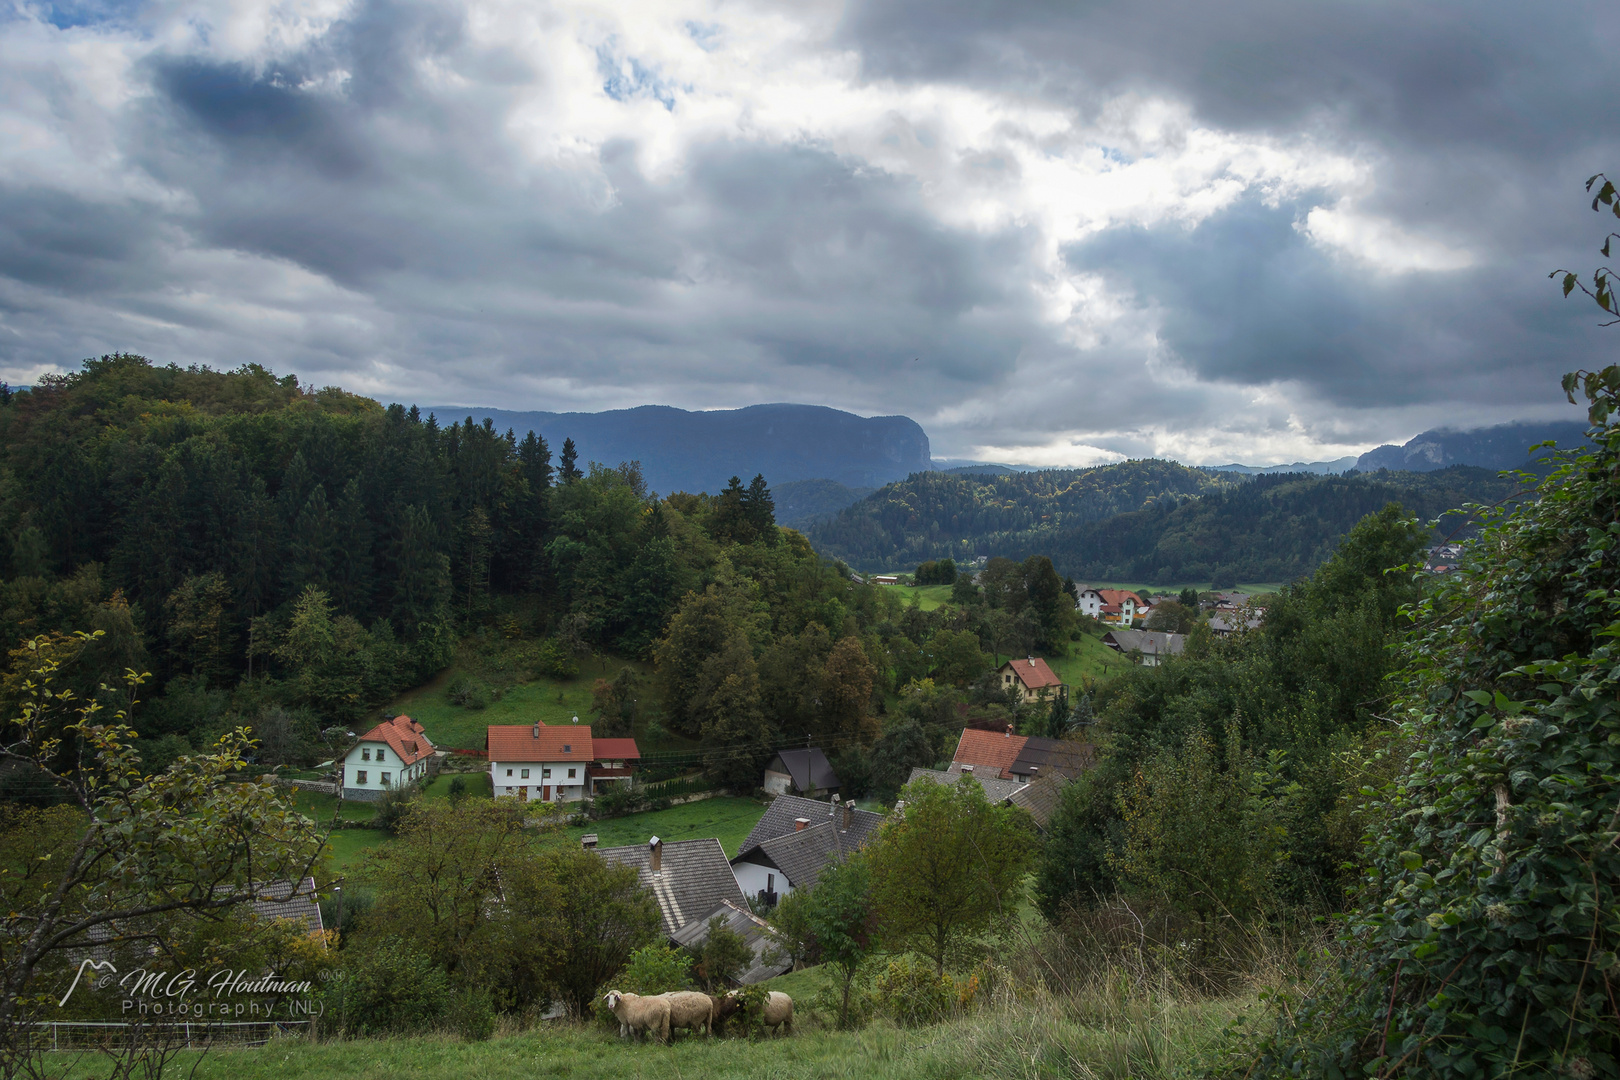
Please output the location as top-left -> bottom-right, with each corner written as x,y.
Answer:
1,0 -> 1616,462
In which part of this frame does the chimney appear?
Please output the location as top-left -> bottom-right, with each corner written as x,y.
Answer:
828,793 -> 838,816
1006,724 -> 1014,738
961,764 -> 974,773
842,799 -> 854,829
649,836 -> 663,874
794,818 -> 810,832
581,834 -> 598,850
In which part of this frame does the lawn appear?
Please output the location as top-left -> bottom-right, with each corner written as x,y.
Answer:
878,583 -> 954,611
322,828 -> 392,874
559,796 -> 769,858
1043,633 -> 1131,689
389,655 -> 701,759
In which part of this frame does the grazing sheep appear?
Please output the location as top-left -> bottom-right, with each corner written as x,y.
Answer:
709,993 -> 741,1033
602,990 -> 670,1043
725,989 -> 795,1036
661,990 -> 715,1038
761,991 -> 794,1036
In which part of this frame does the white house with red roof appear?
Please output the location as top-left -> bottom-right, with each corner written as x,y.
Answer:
340,715 -> 436,802
996,656 -> 1067,705
486,723 -> 641,803
1075,587 -> 1144,627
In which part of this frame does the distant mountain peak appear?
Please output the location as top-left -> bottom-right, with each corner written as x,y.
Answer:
1354,420 -> 1589,473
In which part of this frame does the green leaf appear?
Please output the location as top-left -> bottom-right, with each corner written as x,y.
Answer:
1565,273 -> 1579,297
1463,690 -> 1493,707
1400,850 -> 1423,871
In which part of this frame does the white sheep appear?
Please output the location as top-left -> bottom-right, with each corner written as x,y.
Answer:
726,989 -> 794,1036
761,990 -> 794,1036
602,990 -> 670,1043
660,990 -> 715,1037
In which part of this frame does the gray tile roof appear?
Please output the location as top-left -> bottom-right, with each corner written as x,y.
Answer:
1007,777 -> 1064,831
248,877 -> 325,934
597,838 -> 746,936
765,748 -> 840,793
669,899 -> 792,985
906,765 -> 1025,803
1102,629 -> 1186,658
748,820 -> 845,890
736,794 -> 884,860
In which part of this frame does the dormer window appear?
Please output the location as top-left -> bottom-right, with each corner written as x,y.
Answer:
563,744 -> 571,754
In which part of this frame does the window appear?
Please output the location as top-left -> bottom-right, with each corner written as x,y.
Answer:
504,787 -> 511,794
563,744 -> 571,753
767,873 -> 775,892
506,769 -> 513,777
377,750 -> 386,762
381,772 -> 391,786
356,771 -> 367,784
362,748 -> 371,761
542,768 -> 552,779
520,769 -> 530,779
567,768 -> 576,780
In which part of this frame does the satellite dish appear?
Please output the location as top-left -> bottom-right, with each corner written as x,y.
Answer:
572,715 -> 579,724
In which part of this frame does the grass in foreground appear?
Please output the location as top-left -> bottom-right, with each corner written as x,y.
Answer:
132,992 -> 1250,1080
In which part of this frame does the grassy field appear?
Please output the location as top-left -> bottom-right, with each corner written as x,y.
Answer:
134,991 -> 1250,1080
1044,633 -> 1132,689
559,796 -> 769,857
878,583 -> 954,611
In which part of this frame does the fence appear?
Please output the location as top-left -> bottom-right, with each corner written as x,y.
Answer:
25,1020 -> 309,1052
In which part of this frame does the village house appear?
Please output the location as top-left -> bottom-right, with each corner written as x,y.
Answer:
730,793 -> 883,905
1102,628 -> 1186,666
1075,587 -> 1145,626
595,836 -> 747,936
340,715 -> 435,802
952,726 -> 1028,780
996,656 -> 1067,705
486,723 -> 642,803
670,899 -> 792,983
762,747 -> 839,797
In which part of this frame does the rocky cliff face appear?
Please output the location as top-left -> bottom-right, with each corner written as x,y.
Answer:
1355,420 -> 1589,473
421,402 -> 932,494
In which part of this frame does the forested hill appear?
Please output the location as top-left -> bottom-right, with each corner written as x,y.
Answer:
1049,467 -> 1518,584
808,462 -> 1519,580
805,459 -> 1234,570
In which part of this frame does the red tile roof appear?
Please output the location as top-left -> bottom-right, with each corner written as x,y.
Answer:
953,727 -> 1029,780
591,738 -> 641,760
355,715 -> 435,767
1097,589 -> 1142,608
1001,657 -> 1064,691
487,723 -> 594,762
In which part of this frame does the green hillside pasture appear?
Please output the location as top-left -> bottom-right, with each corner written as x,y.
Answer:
1044,634 -> 1132,688
878,583 -> 954,610
148,991 -> 1247,1080
559,796 -> 769,858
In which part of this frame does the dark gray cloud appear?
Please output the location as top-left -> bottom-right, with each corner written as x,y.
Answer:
0,0 -> 1615,462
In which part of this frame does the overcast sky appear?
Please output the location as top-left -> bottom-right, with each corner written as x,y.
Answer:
3,0 -> 1617,464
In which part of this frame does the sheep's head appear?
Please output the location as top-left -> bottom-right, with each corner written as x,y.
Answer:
604,991 -> 622,1011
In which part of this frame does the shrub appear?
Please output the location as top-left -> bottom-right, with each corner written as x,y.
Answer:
872,955 -> 962,1027
447,776 -> 468,804
618,941 -> 692,994
535,639 -> 579,680
695,915 -> 752,990
591,783 -> 648,819
331,940 -> 450,1036
445,987 -> 496,1042
447,676 -> 490,710
374,786 -> 418,836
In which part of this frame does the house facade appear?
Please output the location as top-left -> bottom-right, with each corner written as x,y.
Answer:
762,747 -> 839,797
340,716 -> 435,802
1075,587 -> 1145,626
730,793 -> 884,905
486,724 -> 641,803
996,656 -> 1066,705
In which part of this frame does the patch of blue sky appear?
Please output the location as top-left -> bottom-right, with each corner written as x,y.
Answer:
34,0 -> 142,30
596,42 -> 676,111
684,21 -> 722,51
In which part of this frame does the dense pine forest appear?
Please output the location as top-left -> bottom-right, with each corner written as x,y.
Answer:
808,461 -> 1518,579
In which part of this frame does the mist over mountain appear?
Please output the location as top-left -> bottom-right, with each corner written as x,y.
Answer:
417,403 -> 932,495
1354,421 -> 1589,473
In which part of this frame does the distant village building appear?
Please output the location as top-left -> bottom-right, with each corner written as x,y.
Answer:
763,747 -> 840,798
730,793 -> 883,904
597,836 -> 747,937
1075,587 -> 1145,626
340,715 -> 435,802
486,723 -> 641,803
870,575 -> 901,586
1102,629 -> 1186,666
996,656 -> 1067,705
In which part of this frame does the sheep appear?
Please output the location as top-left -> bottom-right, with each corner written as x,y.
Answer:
602,990 -> 670,1043
660,990 -> 715,1038
724,988 -> 794,1036
761,991 -> 794,1036
709,992 -> 742,1034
